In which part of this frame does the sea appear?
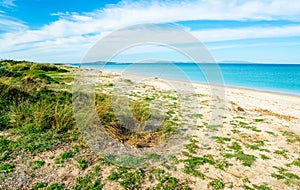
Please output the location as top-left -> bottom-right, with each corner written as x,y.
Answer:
71,63 -> 300,96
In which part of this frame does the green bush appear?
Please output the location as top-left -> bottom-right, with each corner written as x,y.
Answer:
34,73 -> 59,84
0,69 -> 22,78
31,64 -> 59,72
0,163 -> 15,173
77,158 -> 88,169
55,151 -> 73,164
210,179 -> 225,189
9,90 -> 74,132
32,160 -> 45,169
11,63 -> 32,71
0,83 -> 32,129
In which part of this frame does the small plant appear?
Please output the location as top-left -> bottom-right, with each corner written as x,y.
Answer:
166,110 -> 176,115
291,158 -> 300,167
185,141 -> 199,154
33,182 -> 47,189
266,131 -> 276,136
215,160 -> 232,170
260,154 -> 270,160
0,136 -> 12,161
183,164 -> 205,179
282,131 -> 300,143
107,171 -> 120,181
271,173 -> 285,180
212,136 -> 231,144
72,166 -> 104,190
253,118 -> 264,122
223,151 -> 256,167
149,168 -> 191,189
32,160 -> 45,169
145,152 -> 161,160
107,167 -> 145,189
209,179 -> 225,189
274,149 -> 288,158
168,155 -> 179,164
0,163 -> 15,173
55,151 -> 73,164
248,145 -> 259,150
119,170 -> 145,189
228,142 -> 242,151
130,100 -> 151,132
77,158 -> 88,170
47,183 -> 65,190
271,166 -> 300,186
182,156 -> 215,179
253,184 -> 271,190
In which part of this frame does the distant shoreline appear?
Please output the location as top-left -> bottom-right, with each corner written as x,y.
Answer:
69,63 -> 300,97
101,69 -> 300,98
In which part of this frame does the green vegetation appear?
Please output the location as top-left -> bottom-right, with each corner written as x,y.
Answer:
55,151 -> 73,164
182,155 -> 215,179
272,166 -> 300,187
273,149 -> 288,158
265,131 -> 276,136
0,163 -> 15,173
32,160 -> 45,169
282,131 -> 300,143
228,141 -> 242,151
212,136 -> 231,144
0,60 -> 77,186
95,91 -> 177,148
72,166 -> 104,190
290,158 -> 300,167
129,100 -> 151,132
184,139 -> 200,154
47,183 -> 65,190
33,182 -> 47,189
77,158 -> 88,169
0,61 -> 76,165
247,140 -> 265,151
230,120 -> 262,132
253,118 -> 264,122
148,168 -> 191,189
260,154 -> 270,160
253,184 -> 271,190
107,167 -> 145,189
224,151 -> 256,167
210,179 -> 225,189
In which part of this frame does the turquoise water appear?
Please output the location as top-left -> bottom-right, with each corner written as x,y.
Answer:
73,63 -> 300,96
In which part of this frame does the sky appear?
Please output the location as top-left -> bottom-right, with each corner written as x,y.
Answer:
0,0 -> 300,63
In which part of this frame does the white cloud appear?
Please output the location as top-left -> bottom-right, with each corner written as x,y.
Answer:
0,0 -> 15,8
1,0 -> 300,62
192,25 -> 300,42
0,14 -> 28,32
208,42 -> 300,51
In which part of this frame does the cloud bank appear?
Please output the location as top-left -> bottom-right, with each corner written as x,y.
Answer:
0,0 -> 300,62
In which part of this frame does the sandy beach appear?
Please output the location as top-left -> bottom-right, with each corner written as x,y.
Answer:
96,69 -> 300,189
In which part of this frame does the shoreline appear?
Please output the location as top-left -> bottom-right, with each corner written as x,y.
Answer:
95,68 -> 300,98
69,63 -> 300,97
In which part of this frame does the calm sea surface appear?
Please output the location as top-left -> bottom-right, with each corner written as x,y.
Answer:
72,63 -> 300,96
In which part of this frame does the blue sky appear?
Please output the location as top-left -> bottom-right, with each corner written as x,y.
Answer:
1,0 -> 300,63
